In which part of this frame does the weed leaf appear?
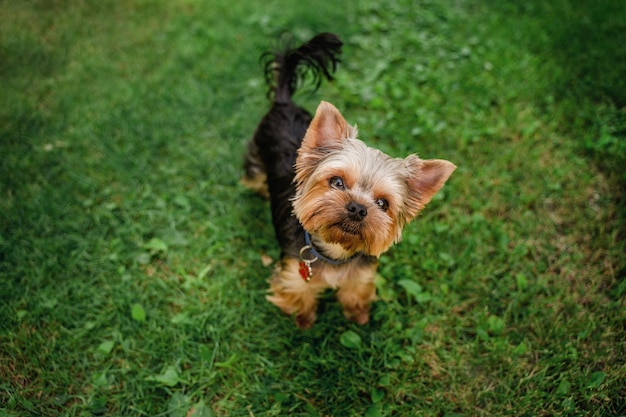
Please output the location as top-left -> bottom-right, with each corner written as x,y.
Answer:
199,344 -> 214,363
145,366 -> 181,387
371,387 -> 385,403
375,274 -> 396,301
512,342 -> 528,356
364,405 -> 383,417
97,340 -> 115,355
398,279 -> 422,300
215,354 -> 238,369
135,252 -> 152,265
556,378 -> 571,395
131,303 -> 146,322
167,392 -> 190,417
487,315 -> 505,335
438,252 -> 455,267
170,312 -> 191,324
144,237 -> 168,253
91,371 -> 109,387
340,330 -> 362,349
415,292 -> 433,304
188,400 -> 215,417
173,195 -> 190,209
587,371 -> 606,389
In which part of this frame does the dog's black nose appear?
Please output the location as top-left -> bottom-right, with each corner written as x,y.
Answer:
346,202 -> 367,221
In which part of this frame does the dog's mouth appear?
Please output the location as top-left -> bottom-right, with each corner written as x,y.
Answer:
336,221 -> 363,236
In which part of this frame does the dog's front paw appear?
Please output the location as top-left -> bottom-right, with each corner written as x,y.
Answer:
337,281 -> 375,326
295,312 -> 317,330
343,307 -> 370,325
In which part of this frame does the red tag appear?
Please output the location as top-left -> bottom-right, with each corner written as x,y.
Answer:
299,261 -> 312,282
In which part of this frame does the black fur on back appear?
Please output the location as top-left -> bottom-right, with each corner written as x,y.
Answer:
261,33 -> 343,103
252,33 -> 343,257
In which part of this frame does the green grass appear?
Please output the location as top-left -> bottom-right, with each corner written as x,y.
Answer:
1,0 -> 625,416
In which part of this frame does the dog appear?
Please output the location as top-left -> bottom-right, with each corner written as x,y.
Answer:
242,33 -> 456,329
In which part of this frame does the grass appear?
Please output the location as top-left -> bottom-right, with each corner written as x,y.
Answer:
1,0 -> 625,416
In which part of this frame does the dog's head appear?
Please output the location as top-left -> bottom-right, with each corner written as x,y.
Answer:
292,101 -> 456,258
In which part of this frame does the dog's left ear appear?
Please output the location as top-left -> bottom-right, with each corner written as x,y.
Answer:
301,101 -> 357,150
403,156 -> 456,221
296,101 -> 357,183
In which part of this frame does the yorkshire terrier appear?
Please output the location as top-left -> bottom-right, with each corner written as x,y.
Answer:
242,33 -> 456,329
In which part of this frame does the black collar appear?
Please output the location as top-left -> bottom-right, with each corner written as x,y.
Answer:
302,231 -> 358,265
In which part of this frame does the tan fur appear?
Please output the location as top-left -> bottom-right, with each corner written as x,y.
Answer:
240,171 -> 269,199
242,134 -> 270,198
252,100 -> 456,328
293,101 -> 457,258
267,257 -> 378,329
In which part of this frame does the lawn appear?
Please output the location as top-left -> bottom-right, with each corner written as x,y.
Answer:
1,0 -> 624,416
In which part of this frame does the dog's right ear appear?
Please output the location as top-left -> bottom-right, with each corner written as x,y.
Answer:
302,101 -> 357,150
402,156 -> 456,222
296,101 -> 357,183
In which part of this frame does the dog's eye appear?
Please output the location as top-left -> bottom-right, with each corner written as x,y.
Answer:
329,176 -> 345,190
375,198 -> 389,211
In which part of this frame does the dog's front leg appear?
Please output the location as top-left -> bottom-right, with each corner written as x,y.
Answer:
336,267 -> 377,325
266,258 -> 324,329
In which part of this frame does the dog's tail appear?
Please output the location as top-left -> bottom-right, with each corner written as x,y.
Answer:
262,33 -> 343,104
